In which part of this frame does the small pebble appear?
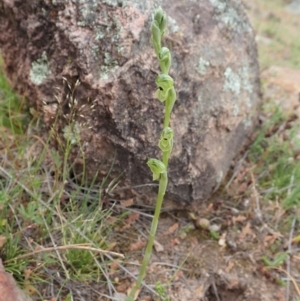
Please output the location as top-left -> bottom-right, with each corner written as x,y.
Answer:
218,232 -> 227,246
208,224 -> 221,232
179,232 -> 187,240
196,218 -> 210,229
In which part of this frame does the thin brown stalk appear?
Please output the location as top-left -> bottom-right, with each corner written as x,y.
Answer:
4,243 -> 124,263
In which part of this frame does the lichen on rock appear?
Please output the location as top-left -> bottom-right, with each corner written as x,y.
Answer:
197,57 -> 210,75
29,52 -> 51,86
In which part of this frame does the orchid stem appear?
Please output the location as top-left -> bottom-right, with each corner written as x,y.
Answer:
125,6 -> 176,301
126,173 -> 167,301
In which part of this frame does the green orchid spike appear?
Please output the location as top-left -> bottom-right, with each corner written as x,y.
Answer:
159,47 -> 171,74
155,74 -> 174,102
158,127 -> 174,152
154,6 -> 167,36
147,158 -> 166,181
125,7 -> 175,301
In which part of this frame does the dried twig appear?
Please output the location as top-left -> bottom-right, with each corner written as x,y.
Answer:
5,243 -> 124,263
225,150 -> 249,189
249,169 -> 263,223
211,277 -> 221,301
275,267 -> 300,298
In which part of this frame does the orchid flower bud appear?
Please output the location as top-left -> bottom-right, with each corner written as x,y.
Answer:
159,47 -> 171,74
158,127 -> 174,152
154,6 -> 167,36
151,21 -> 162,56
155,74 -> 174,102
147,158 -> 166,181
165,86 -> 176,114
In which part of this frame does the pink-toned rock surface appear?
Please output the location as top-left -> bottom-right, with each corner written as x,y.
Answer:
0,260 -> 32,301
0,0 -> 261,203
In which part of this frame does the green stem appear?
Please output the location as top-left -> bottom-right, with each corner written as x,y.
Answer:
125,173 -> 168,301
164,87 -> 176,128
162,149 -> 171,170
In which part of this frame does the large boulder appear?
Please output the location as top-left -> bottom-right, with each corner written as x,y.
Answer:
0,0 -> 261,202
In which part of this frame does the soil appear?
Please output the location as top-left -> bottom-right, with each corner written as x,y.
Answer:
108,184 -> 298,301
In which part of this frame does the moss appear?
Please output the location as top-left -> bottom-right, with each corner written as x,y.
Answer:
29,51 -> 51,86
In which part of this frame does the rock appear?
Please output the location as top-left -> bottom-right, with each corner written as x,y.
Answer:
208,223 -> 221,232
195,218 -> 210,229
0,259 -> 32,301
0,0 -> 261,203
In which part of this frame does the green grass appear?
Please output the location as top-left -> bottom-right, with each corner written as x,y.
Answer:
248,102 -> 300,209
0,57 -> 29,133
0,137 -> 125,298
154,281 -> 170,301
